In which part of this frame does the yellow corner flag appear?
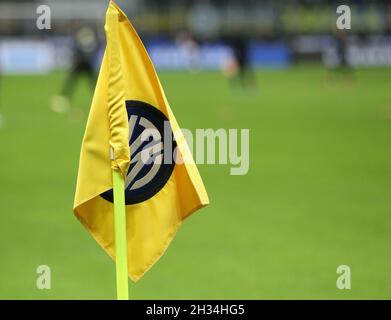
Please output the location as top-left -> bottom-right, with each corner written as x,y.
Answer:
73,0 -> 209,282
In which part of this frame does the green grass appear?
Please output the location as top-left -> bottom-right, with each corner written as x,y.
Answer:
1,66 -> 391,299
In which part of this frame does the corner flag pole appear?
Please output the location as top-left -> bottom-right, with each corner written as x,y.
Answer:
112,169 -> 129,300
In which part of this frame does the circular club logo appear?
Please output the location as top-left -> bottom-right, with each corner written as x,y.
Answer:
101,100 -> 176,205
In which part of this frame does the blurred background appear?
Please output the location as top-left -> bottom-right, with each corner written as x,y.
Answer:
1,0 -> 391,299
2,0 -> 391,73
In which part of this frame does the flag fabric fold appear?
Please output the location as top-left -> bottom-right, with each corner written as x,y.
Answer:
73,0 -> 209,282
105,4 -> 129,177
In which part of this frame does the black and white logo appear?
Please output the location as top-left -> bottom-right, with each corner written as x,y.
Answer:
101,100 -> 176,205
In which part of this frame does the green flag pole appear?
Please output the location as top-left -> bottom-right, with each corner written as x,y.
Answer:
112,169 -> 129,300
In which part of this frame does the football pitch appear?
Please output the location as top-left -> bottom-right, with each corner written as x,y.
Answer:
1,65 -> 391,299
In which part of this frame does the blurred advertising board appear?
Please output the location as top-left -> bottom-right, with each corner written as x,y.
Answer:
0,39 -> 54,74
0,38 -> 291,74
2,36 -> 391,74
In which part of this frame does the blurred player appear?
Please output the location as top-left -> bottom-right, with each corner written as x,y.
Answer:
176,31 -> 200,72
51,22 -> 99,113
222,35 -> 256,89
328,29 -> 354,82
